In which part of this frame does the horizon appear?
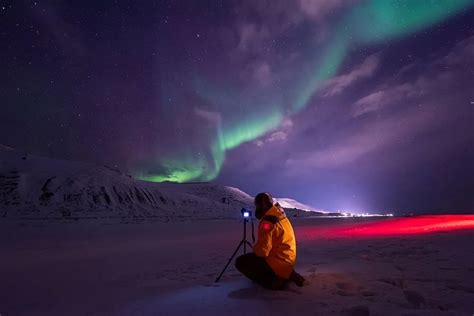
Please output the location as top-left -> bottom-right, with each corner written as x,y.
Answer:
0,144 -> 470,216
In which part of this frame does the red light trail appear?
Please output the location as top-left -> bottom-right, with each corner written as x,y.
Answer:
299,215 -> 474,240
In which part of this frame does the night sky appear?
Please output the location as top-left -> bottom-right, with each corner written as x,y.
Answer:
1,0 -> 473,214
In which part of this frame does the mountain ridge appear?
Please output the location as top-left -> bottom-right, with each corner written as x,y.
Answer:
0,148 -> 323,221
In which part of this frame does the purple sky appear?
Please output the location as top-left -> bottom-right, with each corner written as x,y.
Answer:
1,1 -> 473,213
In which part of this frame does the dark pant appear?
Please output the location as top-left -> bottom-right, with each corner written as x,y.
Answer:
235,253 -> 278,289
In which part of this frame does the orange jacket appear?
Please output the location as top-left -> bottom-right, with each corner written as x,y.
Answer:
253,204 -> 296,279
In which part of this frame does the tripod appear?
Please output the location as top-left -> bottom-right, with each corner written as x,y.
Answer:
215,210 -> 255,282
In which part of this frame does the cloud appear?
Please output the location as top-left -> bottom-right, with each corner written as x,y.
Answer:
353,36 -> 474,118
352,83 -> 418,117
285,106 -> 436,170
322,53 -> 381,97
239,60 -> 274,87
267,131 -> 288,142
444,35 -> 474,66
234,1 -> 355,55
252,62 -> 273,86
194,108 -> 222,125
285,35 -> 474,172
297,0 -> 352,21
253,117 -> 293,147
236,23 -> 270,52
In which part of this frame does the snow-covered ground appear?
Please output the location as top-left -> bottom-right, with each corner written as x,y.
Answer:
1,217 -> 474,316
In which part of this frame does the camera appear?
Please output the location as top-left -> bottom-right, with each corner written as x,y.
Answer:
241,208 -> 251,218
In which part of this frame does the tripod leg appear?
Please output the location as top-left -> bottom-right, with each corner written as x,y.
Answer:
243,219 -> 247,254
215,240 -> 245,283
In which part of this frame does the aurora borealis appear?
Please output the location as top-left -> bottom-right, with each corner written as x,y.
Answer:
1,0 -> 473,212
162,0 -> 474,184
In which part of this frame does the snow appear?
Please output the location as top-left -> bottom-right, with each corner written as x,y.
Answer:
274,197 -> 325,213
1,218 -> 473,315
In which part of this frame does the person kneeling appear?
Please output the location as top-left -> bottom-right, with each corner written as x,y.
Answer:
235,192 -> 305,290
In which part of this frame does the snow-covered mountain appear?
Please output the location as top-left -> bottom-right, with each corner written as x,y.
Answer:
0,148 -> 320,221
274,198 -> 324,214
0,149 -> 252,220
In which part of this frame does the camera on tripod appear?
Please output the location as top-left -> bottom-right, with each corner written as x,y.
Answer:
215,207 -> 255,282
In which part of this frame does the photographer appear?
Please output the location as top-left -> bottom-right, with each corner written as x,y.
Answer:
235,192 -> 305,290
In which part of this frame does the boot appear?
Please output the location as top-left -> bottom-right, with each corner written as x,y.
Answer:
290,270 -> 306,287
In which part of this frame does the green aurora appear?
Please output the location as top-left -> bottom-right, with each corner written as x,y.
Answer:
139,0 -> 474,183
